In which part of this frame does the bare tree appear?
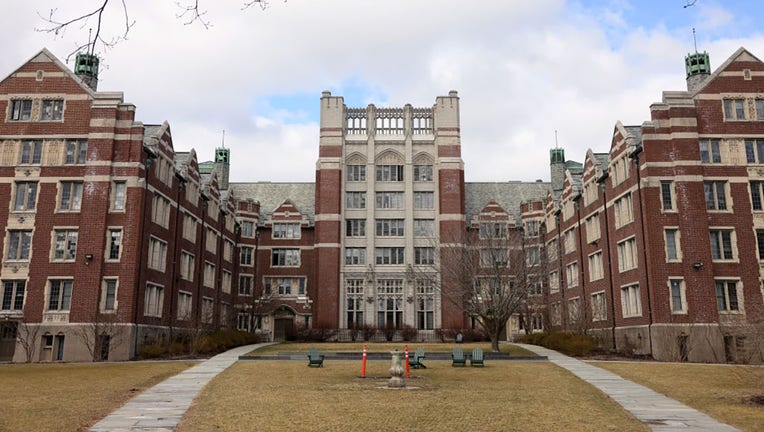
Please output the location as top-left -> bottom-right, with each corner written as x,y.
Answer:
72,312 -> 127,362
16,320 -> 41,363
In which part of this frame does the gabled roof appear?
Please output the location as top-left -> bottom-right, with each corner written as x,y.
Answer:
691,47 -> 764,96
229,182 -> 316,224
465,181 -> 551,224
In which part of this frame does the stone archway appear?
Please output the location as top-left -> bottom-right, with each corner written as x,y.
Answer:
272,306 -> 296,341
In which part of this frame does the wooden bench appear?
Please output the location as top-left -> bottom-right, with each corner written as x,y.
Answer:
307,348 -> 324,367
451,347 -> 466,367
470,347 -> 484,367
409,348 -> 426,369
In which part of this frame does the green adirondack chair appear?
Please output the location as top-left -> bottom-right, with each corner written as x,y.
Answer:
409,348 -> 426,369
452,347 -> 466,367
471,347 -> 484,367
307,347 -> 324,367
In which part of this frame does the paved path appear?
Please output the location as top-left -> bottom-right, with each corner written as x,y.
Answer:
515,343 -> 741,432
89,343 -> 270,432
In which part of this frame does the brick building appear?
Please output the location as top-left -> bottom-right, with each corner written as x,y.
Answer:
1,47 -> 762,363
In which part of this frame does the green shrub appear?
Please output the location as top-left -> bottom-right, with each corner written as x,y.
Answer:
139,344 -> 166,359
520,331 -> 599,357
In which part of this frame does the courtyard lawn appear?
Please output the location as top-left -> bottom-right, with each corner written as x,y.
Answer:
595,362 -> 764,432
177,361 -> 648,432
248,341 -> 538,357
0,361 -> 196,432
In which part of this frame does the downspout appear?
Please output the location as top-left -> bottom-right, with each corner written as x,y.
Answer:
215,211 -> 225,328
574,196 -> 587,332
555,209 -> 565,330
631,146 -> 654,356
132,148 -> 155,358
599,173 -> 618,351
167,176 -> 185,341
195,197 -> 208,329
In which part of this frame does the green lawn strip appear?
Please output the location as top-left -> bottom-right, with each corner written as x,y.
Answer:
248,342 -> 536,357
0,361 -> 196,432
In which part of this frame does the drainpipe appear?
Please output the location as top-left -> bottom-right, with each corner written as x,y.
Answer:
132,148 -> 155,358
631,146 -> 654,356
574,196 -> 587,332
599,173 -> 618,351
167,176 -> 185,341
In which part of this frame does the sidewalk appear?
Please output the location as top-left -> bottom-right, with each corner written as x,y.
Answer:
89,343 -> 270,432
515,343 -> 741,432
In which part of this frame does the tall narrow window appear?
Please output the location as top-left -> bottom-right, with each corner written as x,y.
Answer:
1,280 -> 26,311
665,229 -> 680,261
48,280 -> 73,311
107,229 -> 122,260
346,279 -> 364,328
660,181 -> 673,210
14,181 -> 38,211
751,181 -> 764,211
102,279 -> 117,311
709,229 -> 734,260
19,140 -> 42,164
715,280 -> 739,312
112,182 -> 126,210
59,182 -> 83,211
6,230 -> 31,261
669,279 -> 686,313
704,181 -> 727,210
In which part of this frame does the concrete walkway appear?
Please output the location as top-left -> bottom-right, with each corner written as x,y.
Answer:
515,343 -> 741,432
89,343 -> 270,432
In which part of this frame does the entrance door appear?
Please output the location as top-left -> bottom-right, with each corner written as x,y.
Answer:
274,318 -> 294,341
0,322 -> 18,361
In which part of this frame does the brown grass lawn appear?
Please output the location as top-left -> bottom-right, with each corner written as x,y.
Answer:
0,361 -> 195,432
248,341 -> 538,357
595,362 -> 764,432
177,361 -> 648,432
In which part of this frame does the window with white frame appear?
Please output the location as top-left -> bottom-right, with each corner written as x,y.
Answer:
526,246 -> 540,266
112,181 -> 126,211
240,246 -> 253,266
52,229 -> 78,261
241,220 -> 255,237
562,199 -> 575,222
41,99 -> 64,121
550,302 -> 562,325
660,181 -> 674,211
152,195 -> 171,228
757,229 -> 764,260
568,297 -> 580,323
531,314 -> 543,331
611,156 -> 630,186
699,139 -> 721,163
264,277 -> 306,296
665,228 -> 681,261
47,280 -> 73,311
414,219 -> 434,237
9,99 -> 32,121
273,223 -> 301,239
413,192 -> 434,209
346,279 -> 364,328
415,247 -> 435,265
591,292 -> 607,321
239,275 -> 253,296
583,181 -> 598,206
704,181 -> 728,210
345,247 -> 366,265
546,239 -> 558,261
222,270 -> 232,294
1,280 -> 25,311
202,297 -> 214,323
480,248 -> 508,268
19,140 -> 42,164
14,181 -> 38,211
715,280 -> 740,312
617,237 -> 638,272
182,214 -> 196,242
148,237 -> 167,271
346,192 -> 366,209
588,251 -> 604,281
346,219 -> 366,237
745,139 -> 764,164
64,140 -> 87,164
271,249 -> 300,267
585,213 -> 600,243
377,279 -> 403,328
416,279 -> 435,330
621,284 -> 642,317
528,277 -> 543,296
180,251 -> 195,281
220,303 -> 230,326
524,220 -> 540,237
757,99 -> 764,120
6,230 -> 31,261
101,279 -> 117,312
709,229 -> 735,261
144,283 -> 164,317
750,181 -> 764,211
185,181 -> 199,206
206,199 -> 218,222
376,165 -> 404,182
237,312 -> 250,331
669,278 -> 687,314
177,291 -> 193,320
224,240 -> 234,262
206,228 -> 217,253
614,193 -> 634,228
58,181 -> 83,211
204,262 -> 215,287
107,228 -> 122,260
565,262 -> 579,288
346,165 -> 366,181
723,98 -> 746,120
413,165 -> 433,182
563,227 -> 576,253
375,192 -> 404,209
376,219 -> 404,237
549,271 -> 559,293
480,222 -> 507,239
375,247 -> 405,265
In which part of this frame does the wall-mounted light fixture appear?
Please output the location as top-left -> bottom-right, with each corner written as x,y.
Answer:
84,254 -> 93,265
692,262 -> 703,270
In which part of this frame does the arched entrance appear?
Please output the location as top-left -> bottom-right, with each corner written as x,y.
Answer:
272,306 -> 296,341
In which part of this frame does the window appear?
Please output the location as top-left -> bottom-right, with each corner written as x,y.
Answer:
376,192 -> 404,209
53,229 -> 78,261
185,181 -> 199,206
583,181 -> 598,206
376,219 -> 404,237
669,279 -> 686,314
221,270 -> 232,294
205,228 -> 217,253
621,284 -> 642,317
41,99 -> 64,120
614,194 -> 634,228
757,99 -> 764,120
414,192 -> 434,209
480,248 -> 508,268
6,230 -> 31,260
665,229 -> 681,261
585,213 -> 600,243
413,165 -> 433,181
723,99 -> 746,120
346,192 -> 366,209
47,280 -> 73,311
204,262 -> 216,288
588,251 -> 603,281
152,195 -> 171,228
224,240 -> 234,262
59,182 -> 83,211
14,181 -> 38,211
9,99 -> 32,121
240,246 -> 254,266
568,298 -> 581,323
182,214 -> 197,242
528,278 -> 543,296
102,279 -> 117,311
524,220 -> 540,237
202,297 -> 214,324
107,229 -> 122,260
549,271 -> 559,293
375,165 -> 404,181
709,229 -> 735,260
180,252 -> 195,281
346,219 -> 366,237
264,277 -> 306,296
546,239 -> 558,261
414,247 -> 435,265
550,302 -> 562,326
591,292 -> 607,321
745,139 -> 764,164
704,181 -> 728,210
377,279 -> 403,328
563,228 -> 576,253
1,280 -> 25,311
715,280 -> 740,312
64,140 -> 87,164
699,139 -> 721,163
273,223 -> 300,239
617,237 -> 638,272
144,284 -> 164,317
751,181 -> 764,211
414,219 -> 434,237
112,182 -> 126,211
660,181 -> 674,211
271,249 -> 300,267
757,229 -> 764,260
375,247 -> 405,265
416,279 -> 435,330
148,237 -> 167,271
237,312 -> 250,331
345,248 -> 366,265
526,246 -> 540,266
479,222 -> 507,239
346,165 -> 366,181
19,140 -> 42,164
241,220 -> 255,237
346,279 -> 364,328
177,292 -> 193,320
566,262 -> 579,288
239,275 -> 253,296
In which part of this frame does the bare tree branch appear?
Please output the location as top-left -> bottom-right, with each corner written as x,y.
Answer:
176,0 -> 211,29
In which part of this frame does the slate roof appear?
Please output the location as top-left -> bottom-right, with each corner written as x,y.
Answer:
228,182 -> 316,224
465,181 -> 551,223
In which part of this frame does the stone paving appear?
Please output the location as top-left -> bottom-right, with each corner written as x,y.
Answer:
89,343 -> 269,432
515,343 -> 742,432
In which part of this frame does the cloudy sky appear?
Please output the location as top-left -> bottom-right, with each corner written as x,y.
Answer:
4,0 -> 764,182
